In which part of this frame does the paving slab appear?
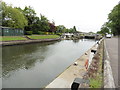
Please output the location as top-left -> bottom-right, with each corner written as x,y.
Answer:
105,37 -> 118,88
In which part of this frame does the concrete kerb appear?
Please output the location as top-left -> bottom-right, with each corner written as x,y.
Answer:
104,39 -> 115,88
87,38 -> 103,70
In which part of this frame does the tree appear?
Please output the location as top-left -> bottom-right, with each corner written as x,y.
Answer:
39,14 -> 50,32
97,23 -> 110,35
73,26 -> 77,33
2,2 -> 28,29
21,6 -> 39,32
98,2 -> 120,36
23,6 -> 37,25
56,25 -> 67,33
107,3 -> 120,35
48,22 -> 56,32
68,28 -> 74,33
16,6 -> 54,34
31,17 -> 41,34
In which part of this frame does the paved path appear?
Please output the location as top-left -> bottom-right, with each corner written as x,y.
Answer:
105,37 -> 118,88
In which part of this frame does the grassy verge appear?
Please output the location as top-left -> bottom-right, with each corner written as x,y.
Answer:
89,40 -> 103,88
89,75 -> 102,88
0,35 -> 60,41
27,35 -> 60,39
0,36 -> 27,41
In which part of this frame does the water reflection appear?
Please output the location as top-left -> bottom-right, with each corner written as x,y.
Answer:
2,40 -> 95,88
2,41 -> 58,77
72,39 -> 80,43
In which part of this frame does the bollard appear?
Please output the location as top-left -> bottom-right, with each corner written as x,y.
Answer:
71,78 -> 89,89
91,49 -> 97,54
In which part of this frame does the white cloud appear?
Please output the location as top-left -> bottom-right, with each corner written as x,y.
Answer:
3,0 -> 119,32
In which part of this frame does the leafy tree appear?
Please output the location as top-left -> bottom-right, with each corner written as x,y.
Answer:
2,2 -> 28,29
98,2 -> 120,36
97,23 -> 110,35
16,6 -> 42,34
39,14 -> 50,32
21,6 -> 39,33
67,26 -> 78,33
48,22 -> 56,32
31,17 -> 41,34
107,3 -> 120,35
23,6 -> 36,25
16,6 -> 53,34
56,25 -> 66,33
73,26 -> 77,33
68,28 -> 74,33
56,25 -> 78,33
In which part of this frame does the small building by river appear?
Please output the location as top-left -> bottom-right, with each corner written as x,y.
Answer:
0,27 -> 24,36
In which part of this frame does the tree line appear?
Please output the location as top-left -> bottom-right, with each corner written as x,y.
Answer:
1,1 -> 78,35
97,2 -> 120,36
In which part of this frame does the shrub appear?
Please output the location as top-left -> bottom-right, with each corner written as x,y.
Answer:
25,31 -> 32,35
49,32 -> 55,35
38,31 -> 45,35
56,33 -> 62,36
45,32 -> 49,35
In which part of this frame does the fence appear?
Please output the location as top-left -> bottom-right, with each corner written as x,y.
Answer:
0,27 -> 24,36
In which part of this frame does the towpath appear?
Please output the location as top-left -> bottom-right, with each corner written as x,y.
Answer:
105,37 -> 118,88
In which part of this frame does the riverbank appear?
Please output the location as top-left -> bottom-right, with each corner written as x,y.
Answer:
0,35 -> 61,46
0,35 -> 60,41
45,42 -> 98,88
1,38 -> 61,46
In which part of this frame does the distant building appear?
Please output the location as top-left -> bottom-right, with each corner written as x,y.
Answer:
0,27 -> 24,36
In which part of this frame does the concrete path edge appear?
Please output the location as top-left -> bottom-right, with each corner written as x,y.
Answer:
104,39 -> 115,88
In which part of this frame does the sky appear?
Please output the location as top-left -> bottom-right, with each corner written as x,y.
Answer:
2,0 -> 119,32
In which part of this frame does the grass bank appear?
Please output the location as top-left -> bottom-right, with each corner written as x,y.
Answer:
0,35 -> 60,41
0,36 -> 27,41
27,35 -> 60,39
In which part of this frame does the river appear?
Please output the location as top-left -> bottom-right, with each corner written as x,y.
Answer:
2,39 -> 96,88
